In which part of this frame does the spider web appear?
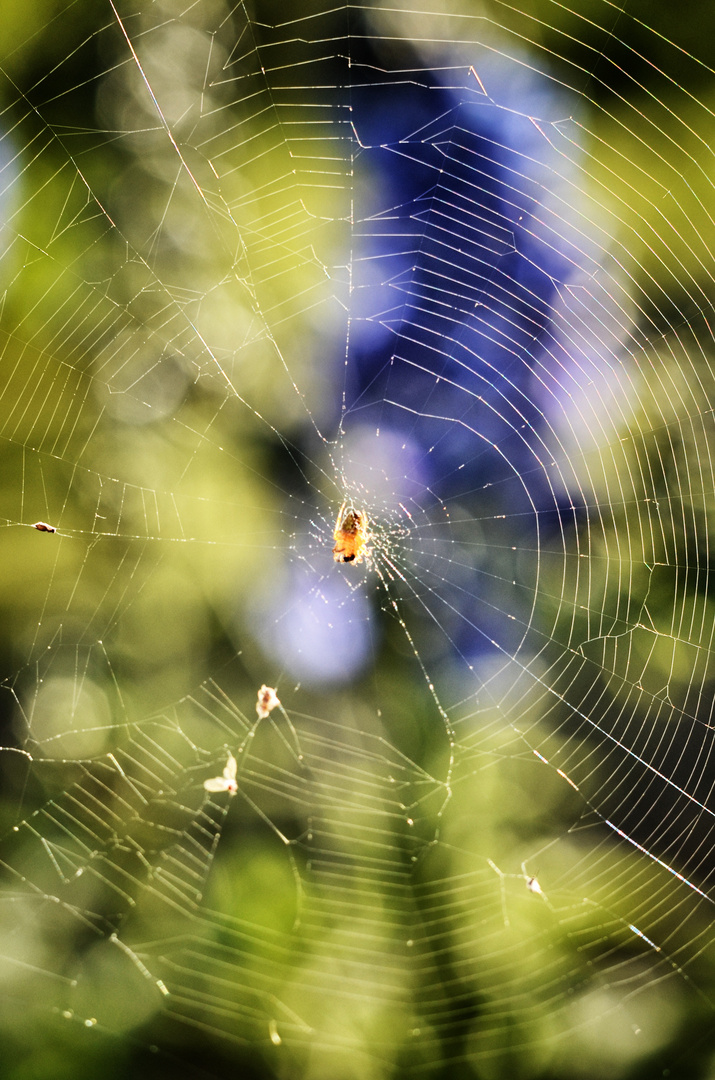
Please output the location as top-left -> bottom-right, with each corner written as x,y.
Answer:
0,1 -> 714,1077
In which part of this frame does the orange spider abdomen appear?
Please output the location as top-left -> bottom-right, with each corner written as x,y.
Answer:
332,505 -> 368,564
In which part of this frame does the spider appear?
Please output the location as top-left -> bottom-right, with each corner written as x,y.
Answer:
332,503 -> 369,564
